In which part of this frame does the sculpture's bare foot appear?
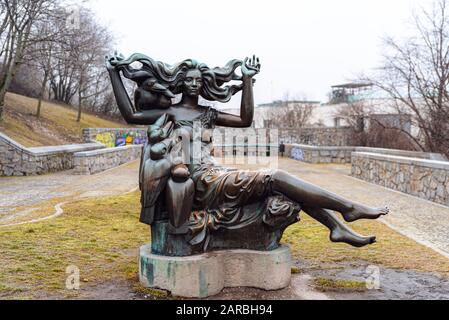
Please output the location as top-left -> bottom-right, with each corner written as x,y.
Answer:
342,205 -> 389,223
330,225 -> 376,248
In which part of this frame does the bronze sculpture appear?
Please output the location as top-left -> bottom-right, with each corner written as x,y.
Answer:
106,53 -> 389,256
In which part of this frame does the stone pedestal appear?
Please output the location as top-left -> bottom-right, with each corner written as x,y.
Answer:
139,244 -> 292,298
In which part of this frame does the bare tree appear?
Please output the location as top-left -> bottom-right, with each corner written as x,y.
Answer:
362,0 -> 449,157
334,101 -> 419,149
31,15 -> 62,117
0,3 -> 10,51
0,0 -> 58,120
334,101 -> 371,131
44,7 -> 114,121
0,1 -> 116,122
73,10 -> 113,122
265,92 -> 313,128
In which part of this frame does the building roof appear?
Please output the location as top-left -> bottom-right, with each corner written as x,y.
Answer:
331,82 -> 373,89
258,100 -> 321,107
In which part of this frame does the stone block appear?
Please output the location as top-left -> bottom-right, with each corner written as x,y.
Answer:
3,167 -> 13,176
139,244 -> 292,298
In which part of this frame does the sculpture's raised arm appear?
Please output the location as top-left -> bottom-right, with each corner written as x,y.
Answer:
105,54 -> 171,125
216,55 -> 261,128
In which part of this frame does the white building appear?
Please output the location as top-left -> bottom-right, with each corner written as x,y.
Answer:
243,83 -> 415,135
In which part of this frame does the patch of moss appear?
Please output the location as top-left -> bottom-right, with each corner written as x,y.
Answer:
132,284 -> 170,299
291,266 -> 301,274
313,278 -> 367,292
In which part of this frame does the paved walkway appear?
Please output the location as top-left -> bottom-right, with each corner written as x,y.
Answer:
1,157 -> 449,258
0,160 -> 140,226
232,157 -> 449,259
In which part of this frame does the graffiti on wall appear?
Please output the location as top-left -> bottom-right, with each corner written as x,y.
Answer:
291,147 -> 304,161
95,130 -> 148,148
95,132 -> 116,148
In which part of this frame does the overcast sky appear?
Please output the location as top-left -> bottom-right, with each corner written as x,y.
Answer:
87,0 -> 433,107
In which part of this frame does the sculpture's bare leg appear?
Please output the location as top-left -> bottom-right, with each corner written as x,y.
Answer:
302,206 -> 376,247
272,170 -> 389,222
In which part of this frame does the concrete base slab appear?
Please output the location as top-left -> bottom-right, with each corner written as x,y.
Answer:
139,244 -> 292,298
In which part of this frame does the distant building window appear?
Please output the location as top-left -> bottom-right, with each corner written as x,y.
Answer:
370,114 -> 412,133
356,116 -> 365,132
334,117 -> 341,128
264,120 -> 273,128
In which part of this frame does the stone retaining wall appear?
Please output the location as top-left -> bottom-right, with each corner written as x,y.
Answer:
284,144 -> 446,164
73,145 -> 143,175
211,126 -> 354,147
87,125 -> 441,153
212,144 -> 279,157
84,126 -> 355,149
279,127 -> 354,146
0,132 -> 104,176
212,143 -> 446,165
284,144 -> 353,163
351,152 -> 449,206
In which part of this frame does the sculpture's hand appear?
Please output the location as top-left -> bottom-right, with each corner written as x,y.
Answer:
241,55 -> 261,79
105,51 -> 125,70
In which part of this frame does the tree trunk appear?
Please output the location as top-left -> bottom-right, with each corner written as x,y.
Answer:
36,73 -> 48,118
0,67 -> 15,120
36,98 -> 42,118
77,90 -> 82,122
0,26 -> 30,119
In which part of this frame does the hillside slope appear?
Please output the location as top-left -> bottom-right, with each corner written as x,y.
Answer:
0,93 -> 130,147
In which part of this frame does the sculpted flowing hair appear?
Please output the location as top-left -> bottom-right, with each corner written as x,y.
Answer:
116,53 -> 243,103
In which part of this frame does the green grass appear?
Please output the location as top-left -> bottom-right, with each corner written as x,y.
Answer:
0,191 -> 448,299
132,284 -> 171,299
313,278 -> 367,292
0,92 -> 130,147
291,266 -> 301,274
283,214 -> 449,275
0,192 -> 146,299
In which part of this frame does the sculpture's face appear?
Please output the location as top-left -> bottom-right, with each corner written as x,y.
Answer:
183,69 -> 203,97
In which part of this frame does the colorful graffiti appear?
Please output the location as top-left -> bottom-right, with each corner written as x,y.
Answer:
291,147 -> 304,161
95,130 -> 148,148
95,132 -> 116,148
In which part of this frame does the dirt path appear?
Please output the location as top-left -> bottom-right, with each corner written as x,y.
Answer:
0,160 -> 140,226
